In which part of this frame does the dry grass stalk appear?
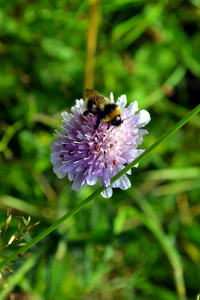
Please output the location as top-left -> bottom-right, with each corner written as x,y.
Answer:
0,209 -> 40,275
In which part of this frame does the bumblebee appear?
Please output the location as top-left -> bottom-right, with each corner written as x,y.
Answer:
84,89 -> 122,130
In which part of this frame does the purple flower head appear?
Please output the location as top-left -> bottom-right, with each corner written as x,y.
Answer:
50,93 -> 150,198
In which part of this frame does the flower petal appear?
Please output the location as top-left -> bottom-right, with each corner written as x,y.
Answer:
117,94 -> 127,109
101,187 -> 113,198
136,110 -> 151,127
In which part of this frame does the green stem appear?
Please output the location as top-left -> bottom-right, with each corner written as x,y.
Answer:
0,119 -> 24,153
134,191 -> 186,300
0,104 -> 199,270
0,249 -> 45,300
110,104 -> 200,185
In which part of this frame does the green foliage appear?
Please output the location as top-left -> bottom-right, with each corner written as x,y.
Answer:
0,0 -> 200,299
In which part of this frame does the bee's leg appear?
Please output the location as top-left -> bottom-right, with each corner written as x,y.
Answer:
84,110 -> 99,116
107,123 -> 111,130
94,115 -> 101,130
83,110 -> 89,116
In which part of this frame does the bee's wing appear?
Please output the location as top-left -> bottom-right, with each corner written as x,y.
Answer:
85,89 -> 100,98
85,88 -> 110,111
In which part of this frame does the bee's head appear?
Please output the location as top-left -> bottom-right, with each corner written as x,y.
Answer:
110,115 -> 122,127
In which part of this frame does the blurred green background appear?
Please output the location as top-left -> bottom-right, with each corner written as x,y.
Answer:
0,0 -> 200,299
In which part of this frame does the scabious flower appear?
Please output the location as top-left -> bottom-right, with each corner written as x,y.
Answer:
50,93 -> 150,198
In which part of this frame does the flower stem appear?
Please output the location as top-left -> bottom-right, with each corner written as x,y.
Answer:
0,104 -> 199,270
0,247 -> 46,300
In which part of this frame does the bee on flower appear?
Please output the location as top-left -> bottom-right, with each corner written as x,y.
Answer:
50,90 -> 150,198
